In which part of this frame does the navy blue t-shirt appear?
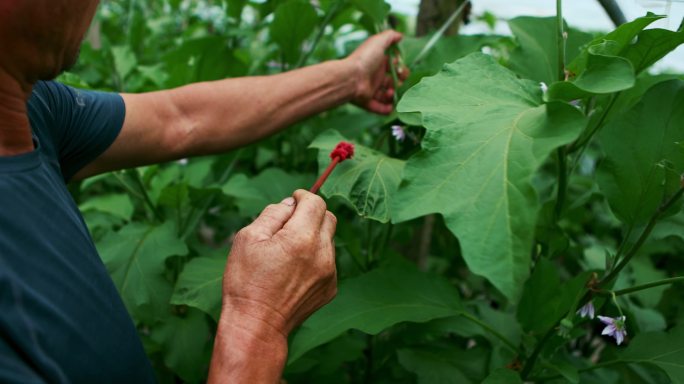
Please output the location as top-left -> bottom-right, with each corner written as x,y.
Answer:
0,81 -> 155,383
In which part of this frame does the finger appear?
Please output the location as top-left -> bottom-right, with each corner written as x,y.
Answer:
366,99 -> 394,115
284,190 -> 327,233
383,88 -> 395,101
382,76 -> 393,89
320,211 -> 337,242
373,87 -> 392,103
398,65 -> 410,81
247,197 -> 297,240
376,30 -> 404,50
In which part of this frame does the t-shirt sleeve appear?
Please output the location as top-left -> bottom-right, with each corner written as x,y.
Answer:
35,81 -> 125,181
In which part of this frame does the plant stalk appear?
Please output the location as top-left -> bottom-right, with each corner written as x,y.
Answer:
599,276 -> 684,296
556,0 -> 566,82
411,0 -> 471,67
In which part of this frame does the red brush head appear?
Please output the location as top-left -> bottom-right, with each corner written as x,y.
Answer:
330,141 -> 355,161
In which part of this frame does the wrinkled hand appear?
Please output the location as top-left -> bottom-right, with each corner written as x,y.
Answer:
347,30 -> 409,115
221,189 -> 338,340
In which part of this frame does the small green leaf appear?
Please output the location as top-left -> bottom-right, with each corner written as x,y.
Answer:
393,53 -> 586,301
309,129 -> 405,223
569,13 -> 663,74
548,46 -> 635,101
98,222 -> 188,315
222,168 -> 314,217
171,256 -> 227,321
79,193 -> 134,221
350,0 -> 390,29
287,263 -> 463,364
597,80 -> 684,226
623,28 -> 684,74
270,0 -> 318,64
111,45 -> 137,81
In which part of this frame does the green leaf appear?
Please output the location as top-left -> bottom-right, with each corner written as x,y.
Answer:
309,129 -> 405,223
288,263 -> 463,364
270,0 -> 318,64
171,256 -> 227,321
79,193 -> 134,221
151,309 -> 211,384
508,17 -> 593,84
98,222 -> 188,315
222,168 -> 314,217
393,53 -> 586,301
617,324 -> 684,383
397,347 -> 472,384
111,45 -> 137,80
163,37 -> 247,88
482,368 -> 522,384
350,0 -> 390,29
597,80 -> 684,226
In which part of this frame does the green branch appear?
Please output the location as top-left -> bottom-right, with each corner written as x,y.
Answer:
296,0 -> 342,68
597,276 -> 684,296
556,0 -> 566,81
411,0 -> 471,67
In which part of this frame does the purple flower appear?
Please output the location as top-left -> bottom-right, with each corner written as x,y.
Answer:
391,125 -> 406,142
577,301 -> 595,319
598,315 -> 627,345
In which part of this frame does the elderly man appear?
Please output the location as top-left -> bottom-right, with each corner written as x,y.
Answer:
0,1 -> 405,383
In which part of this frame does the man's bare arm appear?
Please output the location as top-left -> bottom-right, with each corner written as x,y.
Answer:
73,31 -> 405,180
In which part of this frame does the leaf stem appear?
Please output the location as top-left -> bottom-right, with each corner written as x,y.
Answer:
128,169 -> 163,222
521,327 -> 554,379
554,147 -> 568,219
596,276 -> 684,296
567,93 -> 618,154
600,186 -> 684,287
460,312 -> 522,356
411,0 -> 471,67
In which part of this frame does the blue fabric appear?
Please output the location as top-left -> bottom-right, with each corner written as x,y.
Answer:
0,81 -> 155,383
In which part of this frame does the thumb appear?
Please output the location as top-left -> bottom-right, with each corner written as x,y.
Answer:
375,30 -> 403,50
247,197 -> 297,240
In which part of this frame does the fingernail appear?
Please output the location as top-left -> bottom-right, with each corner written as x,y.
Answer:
281,197 -> 296,206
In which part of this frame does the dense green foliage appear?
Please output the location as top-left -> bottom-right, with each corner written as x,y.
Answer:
66,1 -> 684,382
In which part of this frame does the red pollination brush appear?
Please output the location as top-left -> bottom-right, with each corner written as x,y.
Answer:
309,141 -> 355,194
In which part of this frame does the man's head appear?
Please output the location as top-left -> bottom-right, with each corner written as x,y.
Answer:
0,0 -> 100,84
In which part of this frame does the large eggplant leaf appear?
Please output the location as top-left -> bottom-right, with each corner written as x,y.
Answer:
508,16 -> 593,84
98,222 -> 188,319
171,256 -> 227,321
287,263 -> 463,364
269,0 -> 318,65
392,53 -> 586,301
616,324 -> 684,383
597,80 -> 684,226
310,129 -> 405,223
